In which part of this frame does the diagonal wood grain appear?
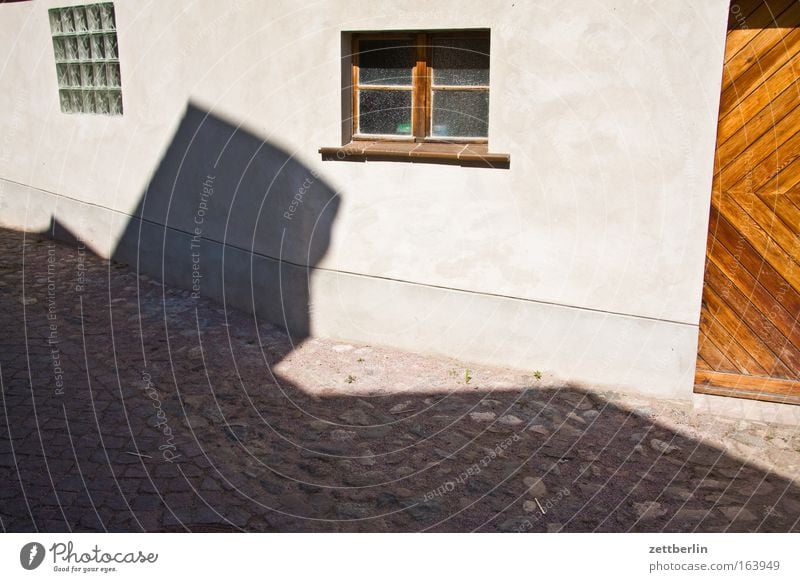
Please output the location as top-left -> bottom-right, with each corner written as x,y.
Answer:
723,0 -> 796,58
697,1 -> 800,402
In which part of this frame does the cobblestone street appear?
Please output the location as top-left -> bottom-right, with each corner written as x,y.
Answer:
1,227 -> 798,532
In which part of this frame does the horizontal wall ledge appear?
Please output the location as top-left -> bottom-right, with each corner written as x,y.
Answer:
319,141 -> 510,168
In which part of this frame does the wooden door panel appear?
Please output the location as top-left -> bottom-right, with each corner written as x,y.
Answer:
696,1 -> 800,404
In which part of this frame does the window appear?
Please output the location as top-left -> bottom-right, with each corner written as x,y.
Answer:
320,30 -> 509,167
353,31 -> 489,141
48,3 -> 123,115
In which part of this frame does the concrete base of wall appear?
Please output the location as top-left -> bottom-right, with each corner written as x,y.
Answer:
1,177 -> 699,400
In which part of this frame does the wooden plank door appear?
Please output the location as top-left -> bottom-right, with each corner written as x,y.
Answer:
695,0 -> 800,404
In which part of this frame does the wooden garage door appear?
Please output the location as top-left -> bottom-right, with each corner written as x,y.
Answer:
695,0 -> 800,404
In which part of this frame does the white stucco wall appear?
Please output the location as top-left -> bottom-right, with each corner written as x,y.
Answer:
0,0 -> 731,398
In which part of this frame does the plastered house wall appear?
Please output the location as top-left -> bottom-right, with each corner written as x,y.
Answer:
0,0 -> 732,398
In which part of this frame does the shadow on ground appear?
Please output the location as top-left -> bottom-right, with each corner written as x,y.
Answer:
0,227 -> 798,532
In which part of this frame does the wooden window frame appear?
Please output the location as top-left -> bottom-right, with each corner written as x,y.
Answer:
351,30 -> 490,144
320,29 -> 509,168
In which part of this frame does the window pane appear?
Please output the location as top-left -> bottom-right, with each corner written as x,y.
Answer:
432,36 -> 490,86
358,90 -> 412,135
358,39 -> 415,86
431,90 -> 489,137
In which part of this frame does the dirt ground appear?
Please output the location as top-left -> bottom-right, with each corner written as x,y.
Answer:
1,227 -> 798,532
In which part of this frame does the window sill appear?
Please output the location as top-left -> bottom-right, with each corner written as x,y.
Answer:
319,141 -> 510,168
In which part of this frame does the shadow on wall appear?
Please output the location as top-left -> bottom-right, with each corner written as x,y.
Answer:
727,0 -> 800,29
110,102 -> 339,342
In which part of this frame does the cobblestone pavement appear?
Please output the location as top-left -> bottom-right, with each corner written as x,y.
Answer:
1,227 -> 799,532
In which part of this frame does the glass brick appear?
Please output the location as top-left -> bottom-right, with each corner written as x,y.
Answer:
65,37 -> 78,61
93,62 -> 107,87
108,90 -> 122,115
61,64 -> 72,87
68,64 -> 81,87
59,90 -> 71,113
86,5 -> 101,31
90,34 -> 104,60
60,9 -> 74,33
82,90 -> 94,112
106,62 -> 120,87
81,64 -> 94,86
52,37 -> 66,61
104,34 -> 118,59
69,90 -> 83,113
94,91 -> 109,114
56,64 -> 69,87
100,4 -> 115,30
49,10 -> 63,34
73,6 -> 87,32
77,35 -> 90,60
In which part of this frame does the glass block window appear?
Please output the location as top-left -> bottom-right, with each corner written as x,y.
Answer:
352,31 -> 489,141
48,3 -> 122,115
